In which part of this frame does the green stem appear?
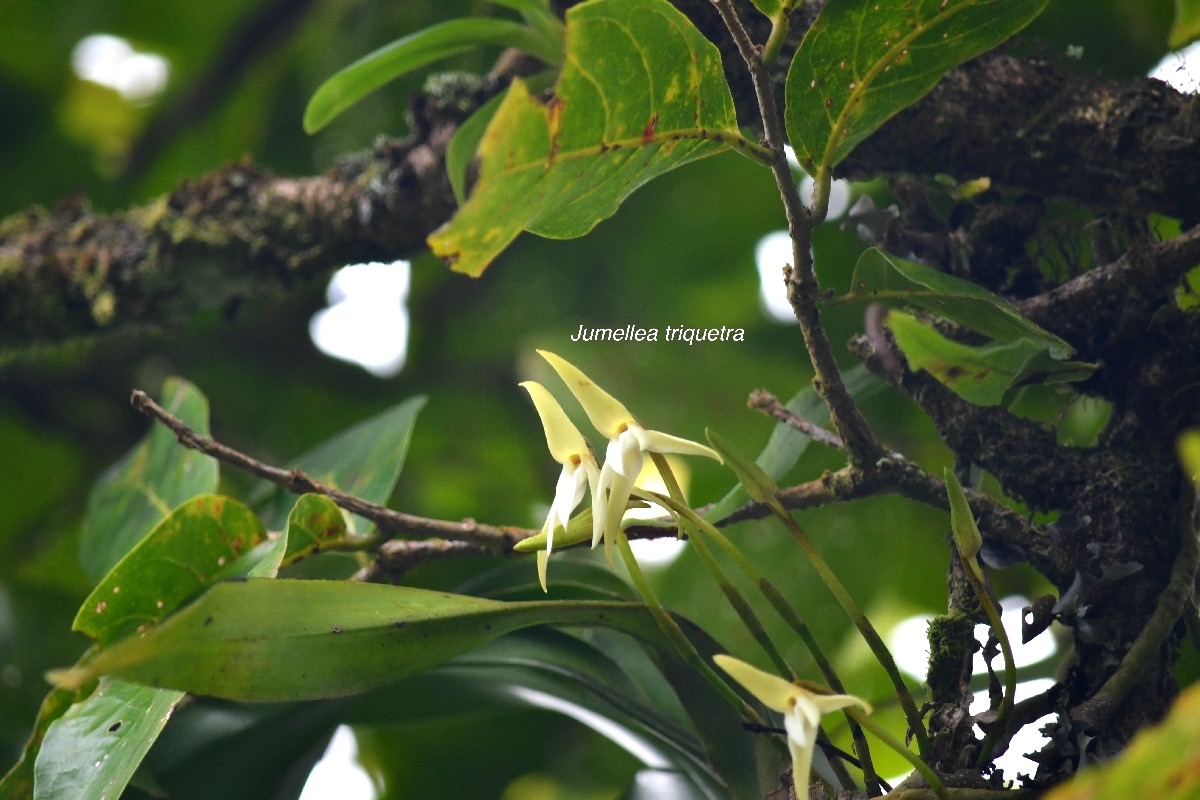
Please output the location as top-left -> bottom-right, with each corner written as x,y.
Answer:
615,531 -> 753,719
761,10 -> 790,65
972,569 -> 1016,767
644,480 -> 881,792
848,709 -> 949,800
771,503 -> 930,756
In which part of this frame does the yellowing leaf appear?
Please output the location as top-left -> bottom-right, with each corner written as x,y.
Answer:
428,0 -> 747,277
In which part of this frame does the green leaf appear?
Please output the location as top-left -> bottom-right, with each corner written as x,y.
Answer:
349,630 -> 732,799
427,0 -> 748,277
456,557 -> 638,603
79,378 -> 219,582
704,429 -> 779,506
303,19 -> 560,133
843,248 -> 1076,358
73,495 -> 267,646
49,579 -> 666,702
749,0 -> 783,17
0,686 -> 78,798
1170,0 -> 1200,48
1045,680 -> 1200,800
447,71 -> 557,205
785,0 -> 1048,173
886,311 -> 1095,407
280,493 -> 350,565
251,396 -> 426,531
33,679 -> 183,800
1178,429 -> 1200,489
704,364 -> 885,522
943,468 -> 984,582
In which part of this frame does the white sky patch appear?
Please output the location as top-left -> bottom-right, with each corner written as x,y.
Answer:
1149,39 -> 1200,94
298,725 -> 376,800
309,261 -> 411,378
71,34 -> 169,102
887,598 -> 1059,782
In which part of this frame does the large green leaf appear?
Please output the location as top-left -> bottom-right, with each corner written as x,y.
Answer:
427,0 -> 747,277
32,679 -> 182,800
79,378 -> 219,582
785,0 -> 1048,173
49,579 -> 665,702
843,248 -> 1076,358
0,686 -> 78,798
73,495 -> 267,646
886,311 -> 1095,407
303,18 -> 560,133
251,395 -> 426,531
1046,680 -> 1200,800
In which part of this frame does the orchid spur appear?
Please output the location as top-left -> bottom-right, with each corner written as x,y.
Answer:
714,654 -> 872,798
536,349 -> 721,565
519,380 -> 600,591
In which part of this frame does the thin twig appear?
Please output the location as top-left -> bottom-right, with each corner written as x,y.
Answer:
708,0 -> 884,468
130,389 -> 529,552
748,388 -> 846,451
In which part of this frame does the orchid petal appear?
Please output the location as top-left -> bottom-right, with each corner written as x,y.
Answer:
602,468 -> 635,566
608,428 -> 646,479
520,381 -> 591,465
639,428 -> 722,462
536,549 -> 550,593
712,654 -> 796,712
550,463 -> 588,536
782,707 -> 817,800
537,350 -> 633,438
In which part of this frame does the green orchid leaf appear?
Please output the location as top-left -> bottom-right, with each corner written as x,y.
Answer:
843,248 -> 1076,358
483,0 -> 564,44
79,378 -> 219,582
73,495 -> 267,646
304,18 -> 560,134
49,579 -> 666,702
251,396 -> 426,532
1170,0 -> 1200,48
704,364 -> 885,522
943,468 -> 985,582
348,629 -> 732,799
886,311 -> 1095,407
785,0 -> 1048,173
1046,680 -> 1200,800
704,429 -> 779,506
33,679 -> 183,800
455,557 -> 638,603
427,0 -> 749,277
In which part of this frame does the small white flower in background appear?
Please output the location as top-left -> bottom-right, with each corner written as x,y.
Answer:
713,654 -> 871,799
519,380 -> 600,591
534,349 -> 721,566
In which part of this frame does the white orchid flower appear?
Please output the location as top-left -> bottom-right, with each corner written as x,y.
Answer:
714,654 -> 872,798
536,349 -> 720,565
519,380 -> 600,591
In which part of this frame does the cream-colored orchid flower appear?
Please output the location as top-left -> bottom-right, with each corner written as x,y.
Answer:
520,380 -> 600,591
536,350 -> 720,564
714,654 -> 872,797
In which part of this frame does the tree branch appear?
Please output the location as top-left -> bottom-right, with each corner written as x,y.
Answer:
129,388 -> 530,552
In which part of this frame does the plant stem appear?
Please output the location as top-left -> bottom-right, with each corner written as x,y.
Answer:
615,531 -> 753,718
848,709 -> 949,800
771,505 -> 930,756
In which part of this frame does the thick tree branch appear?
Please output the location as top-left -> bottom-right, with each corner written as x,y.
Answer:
4,19 -> 1200,354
